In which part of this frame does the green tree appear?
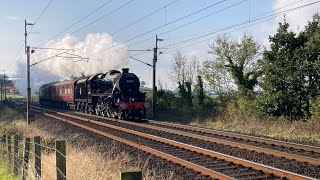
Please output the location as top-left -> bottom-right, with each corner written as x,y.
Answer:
195,75 -> 205,106
204,35 -> 262,98
258,14 -> 320,118
157,89 -> 176,110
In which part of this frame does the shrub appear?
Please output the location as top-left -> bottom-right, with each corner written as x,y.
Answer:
226,97 -> 258,121
310,96 -> 320,122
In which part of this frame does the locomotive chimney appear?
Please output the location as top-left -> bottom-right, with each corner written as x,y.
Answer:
122,68 -> 129,73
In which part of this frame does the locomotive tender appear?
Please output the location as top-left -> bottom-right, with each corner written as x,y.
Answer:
39,68 -> 147,120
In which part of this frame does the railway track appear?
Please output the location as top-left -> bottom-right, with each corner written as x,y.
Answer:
27,105 -> 315,180
72,111 -> 320,165
6,100 -> 319,179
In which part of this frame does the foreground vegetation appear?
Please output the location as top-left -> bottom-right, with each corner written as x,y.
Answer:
0,159 -> 19,180
0,105 -> 136,180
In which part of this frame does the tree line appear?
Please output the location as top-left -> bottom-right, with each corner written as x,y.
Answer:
158,14 -> 320,120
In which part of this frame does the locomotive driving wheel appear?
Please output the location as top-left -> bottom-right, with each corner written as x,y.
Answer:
95,109 -> 100,116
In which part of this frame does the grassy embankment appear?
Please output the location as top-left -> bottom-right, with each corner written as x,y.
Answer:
191,116 -> 320,144
156,108 -> 320,144
0,105 -> 20,180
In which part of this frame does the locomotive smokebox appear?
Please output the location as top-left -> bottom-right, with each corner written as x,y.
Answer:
122,68 -> 129,73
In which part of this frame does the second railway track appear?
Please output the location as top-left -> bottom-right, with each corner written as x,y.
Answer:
72,111 -> 320,164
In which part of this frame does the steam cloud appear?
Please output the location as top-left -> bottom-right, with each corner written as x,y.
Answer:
15,33 -> 129,96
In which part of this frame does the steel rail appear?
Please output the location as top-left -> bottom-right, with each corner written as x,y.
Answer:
32,107 -> 314,180
72,112 -> 320,165
31,108 -> 234,179
149,120 -> 320,153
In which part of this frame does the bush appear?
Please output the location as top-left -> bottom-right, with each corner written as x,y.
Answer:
226,97 -> 258,121
310,96 -> 320,122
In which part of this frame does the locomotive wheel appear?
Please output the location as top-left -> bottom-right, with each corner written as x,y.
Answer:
84,103 -> 88,113
95,109 -> 99,116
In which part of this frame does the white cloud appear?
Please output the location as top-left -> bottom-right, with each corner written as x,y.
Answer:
272,0 -> 320,31
253,0 -> 320,48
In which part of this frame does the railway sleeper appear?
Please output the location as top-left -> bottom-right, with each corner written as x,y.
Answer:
238,174 -> 275,180
212,165 -> 239,171
232,170 -> 264,178
222,168 -> 250,175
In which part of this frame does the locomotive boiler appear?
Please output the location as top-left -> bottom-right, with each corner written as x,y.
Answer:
39,68 -> 147,120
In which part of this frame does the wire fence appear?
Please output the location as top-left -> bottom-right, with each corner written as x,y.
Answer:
0,134 -> 66,180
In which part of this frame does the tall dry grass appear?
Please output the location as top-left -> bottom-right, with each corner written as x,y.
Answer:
3,120 -> 137,180
191,113 -> 320,144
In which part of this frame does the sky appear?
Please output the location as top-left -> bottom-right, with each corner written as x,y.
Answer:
0,0 -> 319,93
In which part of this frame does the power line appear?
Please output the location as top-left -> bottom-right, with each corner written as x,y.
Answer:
164,0 -> 308,41
41,0 -> 135,48
86,0 -> 228,58
77,0 -> 179,51
163,1 -> 320,49
120,0 -> 248,53
33,0 -> 225,65
32,0 -> 178,67
36,0 -> 113,48
166,16 -> 277,53
27,0 -> 54,40
126,0 -> 317,59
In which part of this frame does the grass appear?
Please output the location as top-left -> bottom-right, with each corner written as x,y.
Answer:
4,93 -> 25,99
0,158 -> 19,180
190,115 -> 320,144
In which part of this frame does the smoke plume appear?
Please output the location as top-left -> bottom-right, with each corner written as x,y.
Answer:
15,33 -> 129,96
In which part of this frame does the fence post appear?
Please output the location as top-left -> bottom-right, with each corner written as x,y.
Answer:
7,135 -> 11,166
119,169 -> 142,180
55,140 -> 66,180
22,137 -> 31,180
13,134 -> 19,175
34,136 -> 41,179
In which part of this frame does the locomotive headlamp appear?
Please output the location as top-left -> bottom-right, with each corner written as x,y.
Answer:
144,102 -> 150,108
120,103 -> 127,110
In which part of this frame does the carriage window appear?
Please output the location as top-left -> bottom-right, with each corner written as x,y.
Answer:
65,88 -> 67,94
59,88 -> 62,95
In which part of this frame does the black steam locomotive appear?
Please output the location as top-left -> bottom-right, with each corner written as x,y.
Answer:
39,68 -> 147,120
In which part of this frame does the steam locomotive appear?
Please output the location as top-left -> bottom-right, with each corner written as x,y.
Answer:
39,68 -> 147,120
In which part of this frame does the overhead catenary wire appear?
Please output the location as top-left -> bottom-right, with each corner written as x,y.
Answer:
76,0 -> 179,52
41,0 -> 135,48
36,0 -> 113,48
118,0 -> 248,53
165,15 -> 278,54
160,0 -> 308,42
84,0 -> 228,59
27,0 -> 54,40
83,0 -> 303,59
163,0 -> 320,50
33,0 -> 315,68
33,0 -> 240,69
120,0 -> 315,64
